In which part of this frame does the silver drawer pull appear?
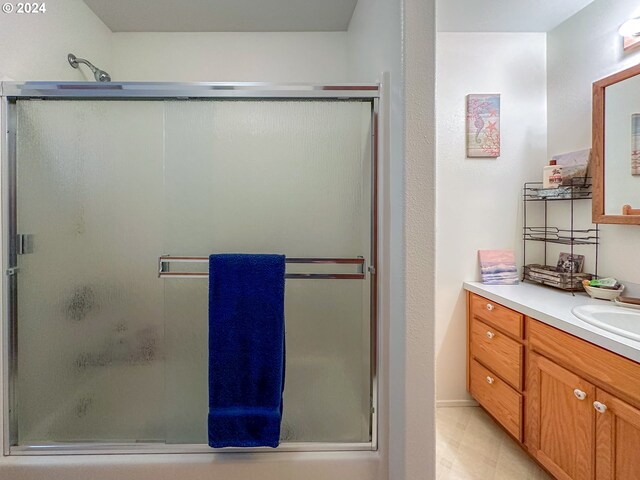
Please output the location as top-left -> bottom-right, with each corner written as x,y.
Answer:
574,389 -> 587,401
486,376 -> 494,385
593,401 -> 607,414
486,331 -> 495,339
486,303 -> 494,311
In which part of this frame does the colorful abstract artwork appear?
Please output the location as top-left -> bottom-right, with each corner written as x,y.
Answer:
632,114 -> 640,175
466,94 -> 500,158
478,250 -> 518,285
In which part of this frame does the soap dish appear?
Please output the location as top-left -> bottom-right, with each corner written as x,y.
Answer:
584,284 -> 624,301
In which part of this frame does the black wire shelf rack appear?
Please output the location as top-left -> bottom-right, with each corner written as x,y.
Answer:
522,178 -> 599,293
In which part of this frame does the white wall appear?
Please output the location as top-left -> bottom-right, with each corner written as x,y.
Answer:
112,32 -> 348,82
548,0 -> 640,284
348,0 -> 437,478
347,1 -> 404,479
0,3 -> 349,83
435,33 -> 548,403
0,0 -> 112,81
402,0 -> 437,476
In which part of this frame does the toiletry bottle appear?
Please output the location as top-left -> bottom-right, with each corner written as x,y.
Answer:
543,160 -> 563,188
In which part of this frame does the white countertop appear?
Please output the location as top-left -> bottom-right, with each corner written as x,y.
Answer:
464,281 -> 640,363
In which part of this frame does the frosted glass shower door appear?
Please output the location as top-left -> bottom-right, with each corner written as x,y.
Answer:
15,101 -> 166,444
162,101 -> 373,444
12,97 -> 374,448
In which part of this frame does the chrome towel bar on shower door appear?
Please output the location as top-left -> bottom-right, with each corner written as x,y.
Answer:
158,256 -> 368,280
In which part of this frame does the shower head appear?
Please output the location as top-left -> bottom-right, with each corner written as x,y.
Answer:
67,53 -> 111,82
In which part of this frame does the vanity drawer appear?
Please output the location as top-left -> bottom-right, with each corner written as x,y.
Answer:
469,358 -> 522,441
469,293 -> 523,339
470,317 -> 523,390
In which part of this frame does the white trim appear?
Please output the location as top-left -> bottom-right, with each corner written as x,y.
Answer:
10,442 -> 374,456
436,400 -> 478,408
0,81 -> 380,99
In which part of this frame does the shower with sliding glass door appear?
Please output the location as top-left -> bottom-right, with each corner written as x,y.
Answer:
0,82 -> 379,454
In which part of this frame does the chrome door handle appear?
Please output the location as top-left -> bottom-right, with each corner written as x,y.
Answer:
486,376 -> 494,385
486,303 -> 494,311
486,331 -> 495,339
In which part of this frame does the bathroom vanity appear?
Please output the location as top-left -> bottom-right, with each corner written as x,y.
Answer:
465,282 -> 640,480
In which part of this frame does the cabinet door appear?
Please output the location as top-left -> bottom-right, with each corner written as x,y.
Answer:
595,389 -> 640,480
526,352 -> 595,480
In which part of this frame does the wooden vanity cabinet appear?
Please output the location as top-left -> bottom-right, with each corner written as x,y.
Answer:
526,352 -> 640,480
526,317 -> 640,480
595,389 -> 640,480
526,351 -> 595,480
466,292 -> 524,441
466,292 -> 640,480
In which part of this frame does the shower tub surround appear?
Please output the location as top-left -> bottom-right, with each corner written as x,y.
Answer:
0,82 -> 380,458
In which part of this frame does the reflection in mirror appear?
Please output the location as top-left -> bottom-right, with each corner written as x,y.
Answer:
604,75 -> 640,215
592,62 -> 640,224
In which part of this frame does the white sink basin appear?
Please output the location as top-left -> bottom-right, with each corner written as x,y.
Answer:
572,305 -> 640,342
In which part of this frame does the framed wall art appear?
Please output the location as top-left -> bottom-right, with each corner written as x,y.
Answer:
478,249 -> 518,285
466,94 -> 500,158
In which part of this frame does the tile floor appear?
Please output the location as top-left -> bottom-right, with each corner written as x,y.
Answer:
436,406 -> 551,480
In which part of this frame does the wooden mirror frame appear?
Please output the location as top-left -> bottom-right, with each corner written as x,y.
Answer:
592,62 -> 640,225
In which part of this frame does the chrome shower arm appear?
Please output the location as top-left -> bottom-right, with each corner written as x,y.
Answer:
67,53 -> 111,82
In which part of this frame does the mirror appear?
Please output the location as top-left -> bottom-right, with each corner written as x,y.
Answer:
593,63 -> 640,224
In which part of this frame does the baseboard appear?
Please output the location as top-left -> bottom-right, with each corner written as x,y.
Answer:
436,399 -> 479,408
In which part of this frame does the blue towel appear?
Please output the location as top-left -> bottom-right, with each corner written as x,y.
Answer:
208,254 -> 286,448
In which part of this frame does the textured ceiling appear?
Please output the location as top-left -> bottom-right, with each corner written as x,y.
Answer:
83,0 -> 359,32
437,0 -> 596,32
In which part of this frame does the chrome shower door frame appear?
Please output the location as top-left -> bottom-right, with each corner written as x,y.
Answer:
0,82 -> 380,456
